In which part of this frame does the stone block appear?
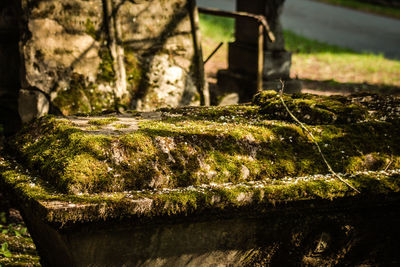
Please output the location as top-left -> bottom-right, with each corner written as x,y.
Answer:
18,89 -> 49,123
1,99 -> 400,265
218,0 -> 298,100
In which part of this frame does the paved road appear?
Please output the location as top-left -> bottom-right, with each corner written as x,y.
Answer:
196,0 -> 400,59
196,0 -> 235,11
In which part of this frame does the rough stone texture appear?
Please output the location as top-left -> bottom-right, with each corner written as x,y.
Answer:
1,97 -> 400,265
15,0 -> 201,119
10,184 -> 400,267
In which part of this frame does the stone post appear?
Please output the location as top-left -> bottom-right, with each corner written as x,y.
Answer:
217,0 -> 301,102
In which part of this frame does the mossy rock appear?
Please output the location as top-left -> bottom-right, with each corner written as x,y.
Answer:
7,102 -> 400,195
1,95 -> 400,224
253,91 -> 373,124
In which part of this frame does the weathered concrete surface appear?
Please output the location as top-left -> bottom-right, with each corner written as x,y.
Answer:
18,193 -> 400,266
1,94 -> 400,265
11,0 -> 203,121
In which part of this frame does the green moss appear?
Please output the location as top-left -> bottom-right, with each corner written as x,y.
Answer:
88,117 -> 119,126
158,105 -> 260,124
7,117 -> 115,193
253,92 -> 369,125
0,211 -> 39,266
87,125 -> 101,131
97,47 -> 115,84
53,73 -> 115,115
5,94 -> 400,198
1,97 -> 400,225
53,73 -> 91,115
124,46 -> 142,96
2,153 -> 400,225
85,18 -> 98,40
113,123 -> 130,129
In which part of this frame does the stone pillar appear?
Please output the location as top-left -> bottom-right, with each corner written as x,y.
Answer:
217,0 -> 301,102
9,0 -> 203,120
0,0 -> 22,135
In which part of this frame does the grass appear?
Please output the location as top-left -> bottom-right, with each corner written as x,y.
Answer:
199,14 -> 400,92
315,0 -> 400,19
284,30 -> 400,88
199,14 -> 235,75
199,14 -> 235,43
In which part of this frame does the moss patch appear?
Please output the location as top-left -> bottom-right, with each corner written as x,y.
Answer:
113,123 -> 130,129
85,18 -> 98,40
97,47 -> 115,84
1,153 -> 400,225
124,46 -> 142,97
53,73 -> 115,115
2,93 -> 400,225
253,91 -> 369,124
6,94 -> 400,196
88,117 -> 119,126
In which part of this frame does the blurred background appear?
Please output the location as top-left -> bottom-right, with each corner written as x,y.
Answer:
197,0 -> 400,101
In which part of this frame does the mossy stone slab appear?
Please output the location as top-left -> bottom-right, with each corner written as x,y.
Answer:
2,93 -> 400,223
1,93 -> 400,266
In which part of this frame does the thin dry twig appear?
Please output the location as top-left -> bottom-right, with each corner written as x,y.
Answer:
278,80 -> 360,193
384,155 -> 394,172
